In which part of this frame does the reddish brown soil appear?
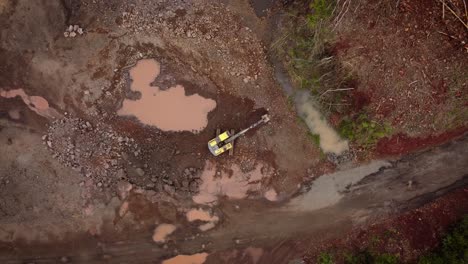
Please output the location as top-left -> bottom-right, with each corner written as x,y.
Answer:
333,0 -> 468,149
376,127 -> 468,156
302,187 -> 468,263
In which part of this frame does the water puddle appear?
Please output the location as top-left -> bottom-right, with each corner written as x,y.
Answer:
286,160 -> 391,211
186,208 -> 219,231
198,222 -> 217,232
0,88 -> 60,119
245,247 -> 264,264
296,92 -> 349,155
186,208 -> 219,222
117,59 -> 216,132
162,253 -> 209,264
152,223 -> 177,243
192,161 -> 269,205
264,188 -> 278,201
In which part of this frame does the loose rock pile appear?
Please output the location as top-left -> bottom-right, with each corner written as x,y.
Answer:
43,115 -> 203,196
117,2 -> 263,86
64,25 -> 84,38
182,167 -> 202,193
44,114 -> 140,188
327,151 -> 354,165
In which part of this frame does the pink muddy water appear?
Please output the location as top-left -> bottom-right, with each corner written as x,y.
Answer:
152,224 -> 177,243
0,88 -> 59,118
117,59 -> 216,132
245,247 -> 264,264
264,189 -> 278,202
162,253 -> 209,264
198,222 -> 216,231
192,161 -> 267,205
186,208 -> 219,222
186,208 -> 219,231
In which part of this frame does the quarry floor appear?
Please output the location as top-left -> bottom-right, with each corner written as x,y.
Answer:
0,0 -> 467,263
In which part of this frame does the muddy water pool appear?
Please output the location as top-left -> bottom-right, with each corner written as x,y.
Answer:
0,88 -> 59,119
118,59 -> 216,132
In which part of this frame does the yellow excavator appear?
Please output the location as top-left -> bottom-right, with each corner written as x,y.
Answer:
208,114 -> 270,156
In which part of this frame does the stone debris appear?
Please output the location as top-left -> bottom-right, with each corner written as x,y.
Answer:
327,151 -> 354,165
116,2 -> 263,85
64,24 -> 84,38
44,116 -> 140,188
135,167 -> 145,176
163,184 -> 176,195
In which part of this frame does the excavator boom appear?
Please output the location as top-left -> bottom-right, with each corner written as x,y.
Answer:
225,114 -> 270,143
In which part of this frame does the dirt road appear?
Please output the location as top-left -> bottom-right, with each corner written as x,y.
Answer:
1,135 -> 466,263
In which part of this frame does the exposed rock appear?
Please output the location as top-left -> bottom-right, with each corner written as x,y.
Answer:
182,180 -> 189,188
163,184 -> 175,195
189,181 -> 199,193
136,168 -> 145,176
118,201 -> 129,217
46,116 -> 140,187
64,24 -> 84,38
117,180 -> 133,200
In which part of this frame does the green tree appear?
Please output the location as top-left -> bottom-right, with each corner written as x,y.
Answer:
419,216 -> 468,264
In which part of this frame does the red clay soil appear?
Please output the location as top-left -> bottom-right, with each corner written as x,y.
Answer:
302,187 -> 468,263
330,0 -> 468,151
375,127 -> 468,156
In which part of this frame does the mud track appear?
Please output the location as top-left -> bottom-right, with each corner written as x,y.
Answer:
1,135 -> 466,263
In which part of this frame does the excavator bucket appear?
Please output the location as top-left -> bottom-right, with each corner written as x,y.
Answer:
261,114 -> 270,123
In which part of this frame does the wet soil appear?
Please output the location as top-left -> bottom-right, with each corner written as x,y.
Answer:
376,127 -> 468,156
1,135 -> 467,263
249,0 -> 277,17
301,187 -> 468,263
0,0 -> 467,263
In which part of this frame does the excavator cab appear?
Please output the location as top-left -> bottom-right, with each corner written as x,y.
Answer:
208,131 -> 233,156
208,114 -> 270,156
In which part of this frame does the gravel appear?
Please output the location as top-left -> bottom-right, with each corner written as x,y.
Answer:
44,115 -> 140,188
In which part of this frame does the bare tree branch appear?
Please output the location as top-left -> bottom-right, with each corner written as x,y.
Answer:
320,88 -> 354,97
438,0 -> 468,29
